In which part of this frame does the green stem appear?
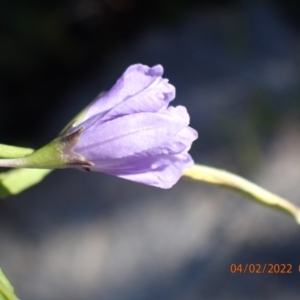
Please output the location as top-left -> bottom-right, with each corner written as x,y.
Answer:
0,157 -> 29,168
182,164 -> 300,225
0,132 -> 92,170
0,139 -> 64,169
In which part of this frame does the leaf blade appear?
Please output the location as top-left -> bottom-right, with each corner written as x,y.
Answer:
0,168 -> 52,198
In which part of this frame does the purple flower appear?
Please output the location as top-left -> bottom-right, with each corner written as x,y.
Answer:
72,64 -> 198,188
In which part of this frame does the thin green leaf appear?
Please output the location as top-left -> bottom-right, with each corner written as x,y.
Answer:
0,269 -> 19,300
0,144 -> 34,158
0,168 -> 52,199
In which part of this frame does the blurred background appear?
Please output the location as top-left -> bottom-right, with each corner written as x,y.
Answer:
1,0 -> 300,299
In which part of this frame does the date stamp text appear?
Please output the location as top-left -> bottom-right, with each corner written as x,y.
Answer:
229,263 -> 298,274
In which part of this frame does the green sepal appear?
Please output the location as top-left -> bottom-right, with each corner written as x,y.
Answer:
18,128 -> 93,169
18,138 -> 66,169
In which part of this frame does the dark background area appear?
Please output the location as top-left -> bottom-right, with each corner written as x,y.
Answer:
1,0 -> 298,145
1,0 -> 300,299
1,0 -> 228,145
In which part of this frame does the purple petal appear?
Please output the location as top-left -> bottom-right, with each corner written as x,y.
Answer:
70,64 -> 198,189
74,110 -> 197,188
123,153 -> 194,189
165,105 -> 190,124
99,78 -> 175,122
82,64 -> 170,122
75,112 -> 190,160
98,153 -> 194,189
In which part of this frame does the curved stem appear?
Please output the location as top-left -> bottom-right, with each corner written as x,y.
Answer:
182,164 -> 300,225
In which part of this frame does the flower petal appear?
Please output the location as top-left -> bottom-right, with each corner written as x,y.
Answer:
75,112 -> 189,160
122,153 -> 194,188
95,153 -> 194,189
165,105 -> 190,124
82,64 -> 169,122
99,78 -> 175,122
70,64 -> 198,189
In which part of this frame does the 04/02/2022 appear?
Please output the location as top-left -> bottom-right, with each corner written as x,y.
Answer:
230,263 -> 293,274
